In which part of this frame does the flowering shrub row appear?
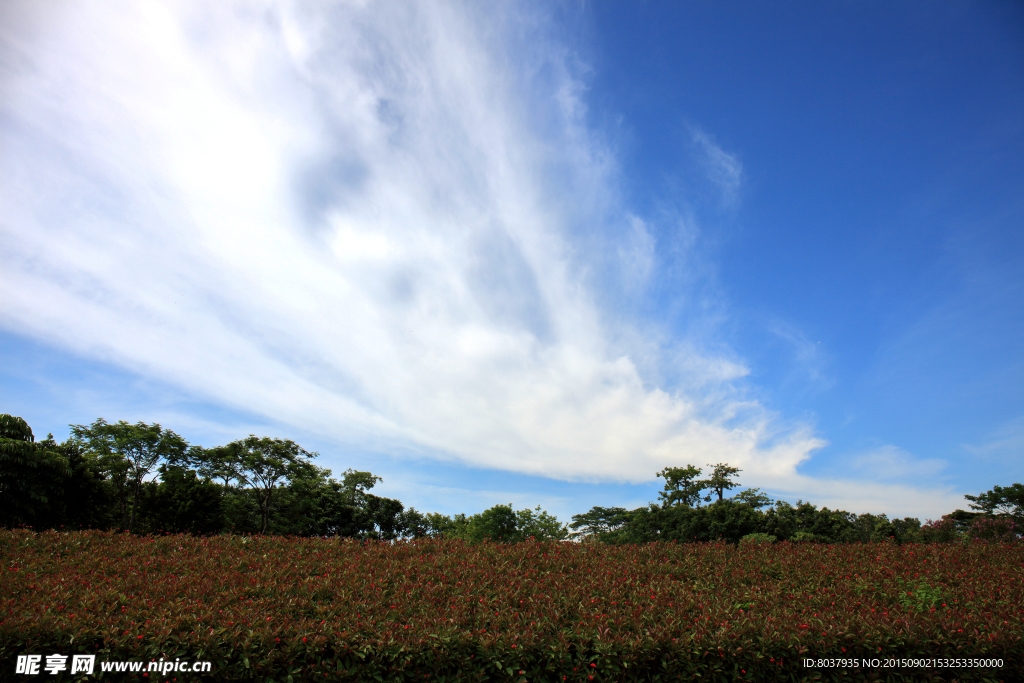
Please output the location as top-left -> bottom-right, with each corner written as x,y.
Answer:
3,530 -> 1022,682
918,514 -> 1021,544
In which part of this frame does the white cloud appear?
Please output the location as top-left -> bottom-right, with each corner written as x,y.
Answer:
766,318 -> 834,391
745,444 -> 964,519
963,416 -> 1024,467
764,475 -> 965,521
690,127 -> 742,207
616,214 -> 656,290
1,0 -> 953,518
843,445 -> 949,482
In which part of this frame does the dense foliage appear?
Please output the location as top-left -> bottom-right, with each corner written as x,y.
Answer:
2,413 -> 1022,549
2,531 -> 1021,682
0,414 -> 569,543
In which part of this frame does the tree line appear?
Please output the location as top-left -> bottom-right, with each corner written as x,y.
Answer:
2,413 -> 1020,544
0,414 -> 565,541
572,462 -> 1021,545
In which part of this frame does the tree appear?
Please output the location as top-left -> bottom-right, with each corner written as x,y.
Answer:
761,500 -> 814,542
515,505 -> 569,541
137,465 -> 224,535
310,479 -> 370,537
401,508 -> 429,539
656,465 -> 710,508
609,504 -> 664,544
888,517 -> 922,544
69,418 -> 189,533
964,483 -> 1024,521
340,469 -> 383,507
363,494 -> 406,540
469,504 -> 520,542
732,488 -> 773,510
187,445 -> 238,489
0,415 -> 71,528
702,499 -> 762,543
437,504 -> 568,543
37,433 -> 115,530
211,435 -> 319,534
424,512 -> 466,538
702,463 -> 742,502
658,504 -> 708,542
272,464 -> 336,537
569,506 -> 629,542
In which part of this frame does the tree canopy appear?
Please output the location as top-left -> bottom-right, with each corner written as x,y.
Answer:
69,418 -> 190,532
656,465 -> 710,508
205,435 -> 319,534
965,483 -> 1024,521
5,412 -> 1021,546
0,415 -> 70,528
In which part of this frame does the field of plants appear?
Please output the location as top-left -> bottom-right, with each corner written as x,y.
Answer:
3,530 -> 1022,682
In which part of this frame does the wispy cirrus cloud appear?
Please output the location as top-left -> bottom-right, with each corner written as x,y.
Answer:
963,416 -> 1024,469
843,445 -> 949,483
690,126 -> 743,209
1,0 -> 841,497
766,318 -> 835,392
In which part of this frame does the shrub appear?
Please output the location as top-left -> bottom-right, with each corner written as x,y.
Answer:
968,515 -> 1020,542
739,532 -> 776,545
918,515 -> 967,543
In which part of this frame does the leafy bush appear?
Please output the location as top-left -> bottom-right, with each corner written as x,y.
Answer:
968,515 -> 1020,542
918,515 -> 967,543
3,530 -> 1021,681
430,504 -> 568,543
739,532 -> 776,545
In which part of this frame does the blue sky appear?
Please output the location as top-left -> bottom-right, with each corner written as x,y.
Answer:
2,0 -> 1021,526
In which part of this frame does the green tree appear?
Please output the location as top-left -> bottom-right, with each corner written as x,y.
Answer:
658,504 -> 708,542
69,418 -> 189,532
702,463 -> 742,502
702,499 -> 763,543
569,506 -> 629,542
469,504 -> 520,542
610,504 -> 664,544
363,494 -> 406,540
187,445 -> 237,489
808,507 -> 857,543
656,465 -> 710,508
221,486 -> 262,535
37,433 -> 115,530
732,487 -> 773,510
269,463 -> 336,537
964,483 -> 1024,521
918,514 -> 968,543
515,505 -> 569,541
441,504 -> 569,543
340,469 -> 383,507
762,500 -> 842,542
313,480 -> 371,537
137,465 -> 224,535
401,508 -> 429,538
211,435 -> 319,534
889,516 -> 922,544
0,415 -> 71,528
424,512 -> 467,538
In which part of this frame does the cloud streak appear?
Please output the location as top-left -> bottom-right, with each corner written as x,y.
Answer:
690,126 -> 743,208
5,0 -> 829,494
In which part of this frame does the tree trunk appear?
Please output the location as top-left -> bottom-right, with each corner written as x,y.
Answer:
260,488 -> 273,534
128,476 -> 142,533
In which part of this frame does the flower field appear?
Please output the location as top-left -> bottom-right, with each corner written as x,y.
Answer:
2,530 -> 1022,682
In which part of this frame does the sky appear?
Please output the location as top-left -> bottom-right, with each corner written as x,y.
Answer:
2,0 -> 1022,527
